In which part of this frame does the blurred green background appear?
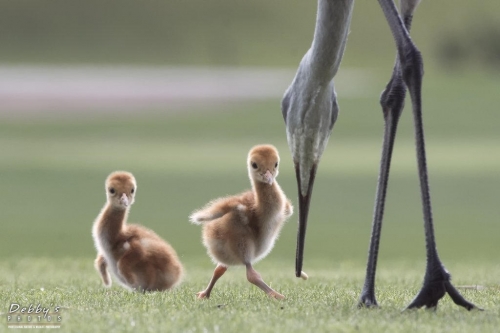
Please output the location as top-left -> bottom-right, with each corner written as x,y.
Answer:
0,0 -> 498,269
1,0 -> 500,69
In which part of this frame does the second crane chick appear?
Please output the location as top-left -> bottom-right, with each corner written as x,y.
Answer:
92,171 -> 183,292
190,144 -> 293,299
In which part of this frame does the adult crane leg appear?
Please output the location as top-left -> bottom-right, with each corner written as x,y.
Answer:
360,0 -> 481,310
358,0 -> 415,309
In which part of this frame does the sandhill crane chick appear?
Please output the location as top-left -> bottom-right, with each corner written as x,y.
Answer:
190,144 -> 295,299
92,171 -> 183,292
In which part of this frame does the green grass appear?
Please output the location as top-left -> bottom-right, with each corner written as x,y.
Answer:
0,71 -> 499,331
1,258 -> 498,333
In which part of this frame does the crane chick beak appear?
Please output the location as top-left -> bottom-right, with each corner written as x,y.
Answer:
263,170 -> 274,185
119,193 -> 129,207
295,163 -> 317,278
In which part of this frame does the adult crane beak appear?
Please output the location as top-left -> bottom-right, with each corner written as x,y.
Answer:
295,162 -> 317,278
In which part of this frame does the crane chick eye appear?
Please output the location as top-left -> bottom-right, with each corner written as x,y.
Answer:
109,188 -> 116,194
275,162 -> 278,168
251,162 -> 258,169
131,188 -> 135,194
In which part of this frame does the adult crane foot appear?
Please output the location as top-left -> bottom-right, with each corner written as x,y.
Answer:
406,279 -> 482,311
357,293 -> 379,309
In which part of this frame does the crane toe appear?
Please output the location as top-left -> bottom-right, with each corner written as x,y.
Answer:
405,279 -> 481,311
358,293 -> 379,309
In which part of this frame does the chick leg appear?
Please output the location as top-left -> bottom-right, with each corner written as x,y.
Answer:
197,264 -> 227,299
94,254 -> 111,287
246,263 -> 284,300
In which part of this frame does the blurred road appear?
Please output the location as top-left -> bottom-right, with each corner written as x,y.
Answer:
0,66 -> 373,117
